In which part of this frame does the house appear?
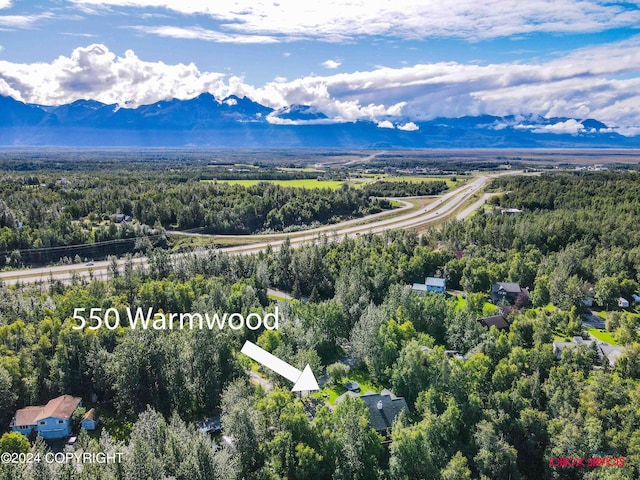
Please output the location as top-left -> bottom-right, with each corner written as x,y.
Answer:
552,337 -> 626,367
10,395 -> 82,439
500,208 -> 522,215
618,297 -> 630,308
81,408 -> 99,431
599,343 -> 626,367
425,277 -> 446,293
491,282 -> 526,305
411,283 -> 428,293
553,337 -> 595,359
411,277 -> 446,294
335,390 -> 408,434
477,314 -> 510,331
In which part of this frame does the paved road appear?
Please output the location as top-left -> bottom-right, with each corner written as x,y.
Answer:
0,171 -> 515,286
342,150 -> 388,166
457,193 -> 497,220
168,196 -> 415,240
583,310 -> 606,329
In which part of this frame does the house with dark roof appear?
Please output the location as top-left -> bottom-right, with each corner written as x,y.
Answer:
491,282 -> 526,305
10,395 -> 82,439
335,389 -> 408,434
477,314 -> 510,331
553,336 -> 626,367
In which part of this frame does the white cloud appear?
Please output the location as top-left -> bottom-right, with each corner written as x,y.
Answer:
0,76 -> 22,100
377,120 -> 395,129
61,32 -> 98,38
265,116 -> 341,126
0,1 -> 10,9
322,59 -> 341,69
0,44 -> 227,107
0,12 -> 53,28
2,37 -> 640,133
71,0 -> 640,42
398,122 -> 419,131
131,25 -> 281,44
519,119 -> 586,135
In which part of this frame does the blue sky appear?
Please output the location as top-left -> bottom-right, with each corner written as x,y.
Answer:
1,0 -> 640,134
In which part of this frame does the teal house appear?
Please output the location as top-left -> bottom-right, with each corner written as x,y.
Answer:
10,395 -> 82,440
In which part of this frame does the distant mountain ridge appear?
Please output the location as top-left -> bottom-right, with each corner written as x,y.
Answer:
0,94 -> 638,148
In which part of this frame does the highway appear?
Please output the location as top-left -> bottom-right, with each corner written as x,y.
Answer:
0,172 -> 511,286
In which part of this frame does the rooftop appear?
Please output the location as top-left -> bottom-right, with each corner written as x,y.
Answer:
13,395 -> 82,426
336,389 -> 408,433
492,282 -> 522,294
478,314 -> 510,330
82,408 -> 97,422
425,277 -> 446,288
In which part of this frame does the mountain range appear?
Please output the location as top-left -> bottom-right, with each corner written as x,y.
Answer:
1,93 -> 638,148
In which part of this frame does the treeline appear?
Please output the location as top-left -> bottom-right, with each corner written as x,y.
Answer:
0,171 -> 389,266
200,168 -> 339,181
362,179 -> 448,197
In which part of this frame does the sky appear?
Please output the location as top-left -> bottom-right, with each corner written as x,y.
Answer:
1,0 -> 640,134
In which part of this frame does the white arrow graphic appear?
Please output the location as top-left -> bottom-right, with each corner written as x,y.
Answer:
240,340 -> 320,392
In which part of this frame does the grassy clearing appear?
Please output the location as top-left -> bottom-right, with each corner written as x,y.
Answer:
313,369 -> 381,406
267,294 -> 288,302
345,178 -> 373,188
207,175 -> 463,190
592,308 -> 640,321
208,179 -> 345,189
168,234 -> 217,251
276,167 -> 324,173
585,327 -> 620,346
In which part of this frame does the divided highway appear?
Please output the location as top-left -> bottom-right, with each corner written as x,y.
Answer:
0,172 -> 510,286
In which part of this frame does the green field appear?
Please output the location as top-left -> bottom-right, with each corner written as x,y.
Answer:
586,327 -> 620,346
208,175 -> 461,190
210,179 -> 345,189
383,175 -> 462,188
